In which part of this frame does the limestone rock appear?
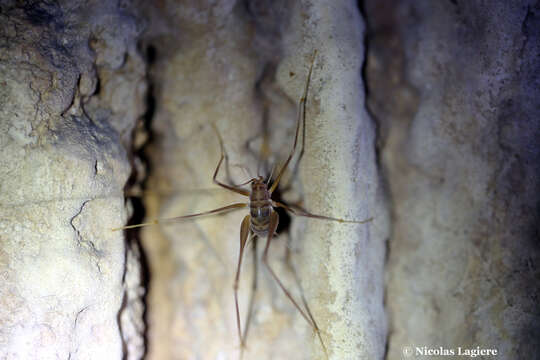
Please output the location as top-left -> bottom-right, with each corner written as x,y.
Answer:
365,1 -> 540,358
0,2 -> 146,359
140,0 -> 386,359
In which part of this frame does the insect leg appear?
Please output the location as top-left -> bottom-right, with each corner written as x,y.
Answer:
283,242 -> 328,358
269,51 -> 317,194
111,202 -> 248,231
211,123 -> 251,197
272,200 -> 373,224
261,211 -> 327,356
235,215 -> 251,353
241,235 -> 258,352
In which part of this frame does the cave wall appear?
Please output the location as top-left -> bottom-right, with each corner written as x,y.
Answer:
139,0 -> 387,359
364,1 -> 540,359
1,0 -> 388,359
0,1 -> 146,359
5,0 -> 536,359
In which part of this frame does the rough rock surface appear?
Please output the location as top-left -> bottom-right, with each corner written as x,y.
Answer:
0,1 -> 146,359
140,0 -> 387,359
365,1 -> 540,359
278,1 -> 388,359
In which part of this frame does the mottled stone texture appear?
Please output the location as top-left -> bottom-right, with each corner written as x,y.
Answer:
279,2 -> 388,359
139,0 -> 386,359
365,1 -> 540,359
0,1 -> 146,359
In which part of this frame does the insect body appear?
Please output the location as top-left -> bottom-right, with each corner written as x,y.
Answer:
112,50 -> 372,358
249,177 -> 272,237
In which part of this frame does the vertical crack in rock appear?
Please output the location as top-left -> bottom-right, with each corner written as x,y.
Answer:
117,212 -> 150,360
69,199 -> 103,274
117,292 -> 129,360
70,200 -> 92,250
115,43 -> 157,360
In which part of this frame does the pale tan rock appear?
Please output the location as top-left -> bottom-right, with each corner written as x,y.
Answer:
141,0 -> 387,359
0,2 -> 146,359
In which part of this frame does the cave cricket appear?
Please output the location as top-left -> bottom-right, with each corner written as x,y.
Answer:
112,50 -> 372,358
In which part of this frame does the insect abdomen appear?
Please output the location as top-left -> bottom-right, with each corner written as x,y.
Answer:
249,182 -> 272,237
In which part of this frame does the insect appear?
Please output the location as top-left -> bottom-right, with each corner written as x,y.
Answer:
112,50 -> 372,358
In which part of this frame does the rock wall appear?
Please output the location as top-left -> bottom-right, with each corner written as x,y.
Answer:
279,2 -> 388,359
0,1 -> 146,359
365,1 -> 540,359
12,0 -> 540,359
139,0 -> 387,359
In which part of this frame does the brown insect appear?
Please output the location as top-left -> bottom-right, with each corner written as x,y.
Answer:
112,50 -> 372,358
